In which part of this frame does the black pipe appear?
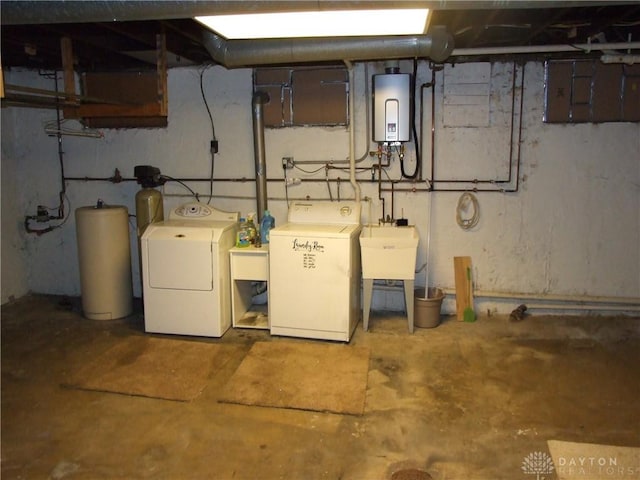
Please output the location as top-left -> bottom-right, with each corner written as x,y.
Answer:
65,176 -> 136,182
66,175 -> 517,185
64,174 -> 518,192
54,74 -> 66,219
63,175 -> 429,185
377,147 -> 385,221
429,63 -> 437,185
512,62 -> 525,193
391,181 -> 395,220
419,77 -> 434,182
426,61 -> 523,192
400,58 -> 420,180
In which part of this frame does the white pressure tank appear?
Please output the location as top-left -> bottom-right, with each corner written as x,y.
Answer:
75,203 -> 133,320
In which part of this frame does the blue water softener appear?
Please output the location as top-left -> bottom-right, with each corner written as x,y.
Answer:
260,210 -> 275,244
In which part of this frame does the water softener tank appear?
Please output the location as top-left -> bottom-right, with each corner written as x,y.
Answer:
75,203 -> 133,320
135,187 -> 164,238
134,165 -> 165,296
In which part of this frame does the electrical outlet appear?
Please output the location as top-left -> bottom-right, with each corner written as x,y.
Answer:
282,157 -> 294,169
36,205 -> 49,223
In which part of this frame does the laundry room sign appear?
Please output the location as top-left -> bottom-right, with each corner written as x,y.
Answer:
291,238 -> 325,253
292,238 -> 325,269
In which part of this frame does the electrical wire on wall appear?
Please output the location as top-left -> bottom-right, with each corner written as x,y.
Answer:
200,64 -> 218,204
283,162 -> 328,202
160,175 -> 200,201
399,57 -> 420,180
456,192 -> 480,230
25,71 -> 71,236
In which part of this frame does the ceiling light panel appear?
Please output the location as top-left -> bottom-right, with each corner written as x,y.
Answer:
195,9 -> 430,39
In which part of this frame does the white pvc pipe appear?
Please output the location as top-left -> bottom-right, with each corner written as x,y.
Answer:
452,42 -> 640,57
441,287 -> 640,307
377,284 -> 640,312
344,60 -> 362,204
423,185 -> 433,290
600,54 -> 640,65
515,303 -> 640,312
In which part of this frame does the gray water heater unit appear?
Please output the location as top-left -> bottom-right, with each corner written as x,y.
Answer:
373,72 -> 411,143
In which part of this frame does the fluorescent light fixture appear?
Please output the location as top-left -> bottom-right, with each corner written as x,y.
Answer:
195,9 -> 430,39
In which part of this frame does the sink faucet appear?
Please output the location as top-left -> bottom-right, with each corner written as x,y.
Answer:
379,214 -> 394,226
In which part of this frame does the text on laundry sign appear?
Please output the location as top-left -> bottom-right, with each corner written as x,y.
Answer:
292,239 -> 325,253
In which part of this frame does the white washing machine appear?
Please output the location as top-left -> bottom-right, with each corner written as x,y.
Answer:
141,202 -> 238,337
269,201 -> 362,342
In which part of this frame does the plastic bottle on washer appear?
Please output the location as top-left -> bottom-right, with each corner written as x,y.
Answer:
260,210 -> 275,244
236,217 -> 250,248
246,213 -> 258,245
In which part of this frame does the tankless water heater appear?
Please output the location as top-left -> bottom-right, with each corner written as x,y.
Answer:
372,73 -> 411,143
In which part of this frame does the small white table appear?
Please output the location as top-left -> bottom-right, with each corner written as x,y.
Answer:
229,245 -> 269,329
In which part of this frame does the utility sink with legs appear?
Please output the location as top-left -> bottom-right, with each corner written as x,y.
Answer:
359,225 -> 419,333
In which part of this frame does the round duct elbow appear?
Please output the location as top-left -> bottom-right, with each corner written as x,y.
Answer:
426,25 -> 455,63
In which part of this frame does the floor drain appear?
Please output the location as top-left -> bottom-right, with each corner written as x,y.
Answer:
390,468 -> 433,480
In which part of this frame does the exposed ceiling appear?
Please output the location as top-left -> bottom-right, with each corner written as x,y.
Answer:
2,1 -> 640,72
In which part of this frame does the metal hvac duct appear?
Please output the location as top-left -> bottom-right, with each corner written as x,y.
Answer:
252,92 -> 269,222
202,27 -> 454,67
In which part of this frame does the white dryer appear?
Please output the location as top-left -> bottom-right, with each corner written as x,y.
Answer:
141,202 -> 238,337
269,201 -> 362,342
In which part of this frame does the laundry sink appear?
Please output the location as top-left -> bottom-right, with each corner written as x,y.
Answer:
359,225 -> 419,279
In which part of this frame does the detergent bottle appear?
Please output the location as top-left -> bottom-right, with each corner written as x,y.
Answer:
236,217 -> 250,248
260,210 -> 275,244
246,213 -> 258,245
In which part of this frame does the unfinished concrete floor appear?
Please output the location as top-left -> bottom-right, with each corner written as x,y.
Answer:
2,294 -> 639,479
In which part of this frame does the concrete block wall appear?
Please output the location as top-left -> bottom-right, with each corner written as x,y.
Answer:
2,61 -> 639,313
